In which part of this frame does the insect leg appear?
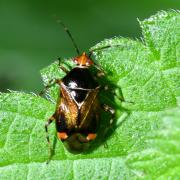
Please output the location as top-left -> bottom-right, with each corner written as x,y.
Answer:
45,116 -> 55,163
39,79 -> 60,96
101,104 -> 116,148
102,104 -> 115,122
113,90 -> 134,104
45,117 -> 54,148
102,85 -> 134,104
89,43 -> 124,55
58,57 -> 70,74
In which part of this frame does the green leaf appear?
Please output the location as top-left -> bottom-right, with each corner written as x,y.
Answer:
0,10 -> 180,179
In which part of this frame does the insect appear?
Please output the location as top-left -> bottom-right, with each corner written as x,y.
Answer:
43,20 -> 115,156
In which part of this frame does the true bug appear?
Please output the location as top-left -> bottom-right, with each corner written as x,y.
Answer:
43,20 -> 115,156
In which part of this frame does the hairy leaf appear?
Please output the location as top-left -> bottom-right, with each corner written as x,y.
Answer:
0,10 -> 180,179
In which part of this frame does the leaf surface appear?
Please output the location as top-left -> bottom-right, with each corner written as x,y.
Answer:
0,10 -> 180,179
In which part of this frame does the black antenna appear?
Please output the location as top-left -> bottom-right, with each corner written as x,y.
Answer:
56,19 -> 80,55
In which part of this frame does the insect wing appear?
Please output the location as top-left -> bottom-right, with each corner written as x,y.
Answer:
60,83 -> 78,129
79,87 -> 100,129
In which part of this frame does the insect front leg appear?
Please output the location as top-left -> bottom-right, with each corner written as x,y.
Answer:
89,44 -> 124,55
39,79 -> 61,96
39,57 -> 70,97
58,57 -> 70,74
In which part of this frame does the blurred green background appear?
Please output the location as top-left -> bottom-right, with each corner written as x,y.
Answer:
0,0 -> 179,93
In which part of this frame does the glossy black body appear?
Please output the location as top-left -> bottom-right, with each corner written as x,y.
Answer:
55,66 -> 100,145
62,67 -> 98,103
63,67 -> 98,88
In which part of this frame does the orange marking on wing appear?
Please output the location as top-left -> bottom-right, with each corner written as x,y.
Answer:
57,132 -> 68,140
86,133 -> 97,141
